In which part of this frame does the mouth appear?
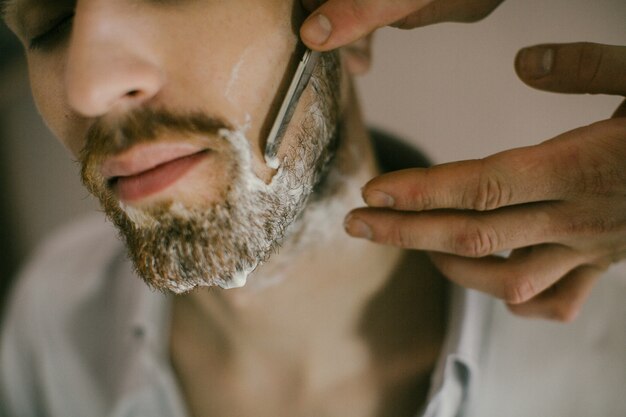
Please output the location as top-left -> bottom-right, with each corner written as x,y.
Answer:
102,143 -> 211,203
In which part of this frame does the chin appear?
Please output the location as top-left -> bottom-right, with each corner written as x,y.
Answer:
79,52 -> 342,292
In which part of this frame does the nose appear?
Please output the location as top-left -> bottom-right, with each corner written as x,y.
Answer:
65,3 -> 164,118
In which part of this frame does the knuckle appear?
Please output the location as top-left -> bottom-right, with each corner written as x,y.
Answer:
587,217 -> 615,235
390,221 -> 416,248
413,190 -> 436,211
415,170 -> 438,210
582,171 -> 610,196
576,42 -> 605,92
347,0 -> 371,24
558,137 -> 622,197
562,215 -> 615,238
503,273 -> 538,304
453,223 -> 498,257
577,162 -> 618,197
465,163 -> 510,211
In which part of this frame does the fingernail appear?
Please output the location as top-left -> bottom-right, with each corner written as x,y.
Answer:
344,216 -> 373,240
519,47 -> 554,79
364,190 -> 395,208
302,13 -> 332,46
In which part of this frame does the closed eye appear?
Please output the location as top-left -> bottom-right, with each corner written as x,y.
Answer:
29,13 -> 74,51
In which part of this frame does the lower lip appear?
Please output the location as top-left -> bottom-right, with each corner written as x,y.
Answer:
112,151 -> 209,202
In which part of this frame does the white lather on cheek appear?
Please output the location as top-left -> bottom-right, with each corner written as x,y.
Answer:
213,127 -> 290,289
215,110 -> 331,289
224,48 -> 249,104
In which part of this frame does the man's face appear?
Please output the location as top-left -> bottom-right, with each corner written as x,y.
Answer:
3,0 -> 342,292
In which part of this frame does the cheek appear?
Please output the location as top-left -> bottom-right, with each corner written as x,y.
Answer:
223,31 -> 298,162
28,55 -> 84,157
169,21 -> 298,182
232,3 -> 309,177
221,30 -> 296,121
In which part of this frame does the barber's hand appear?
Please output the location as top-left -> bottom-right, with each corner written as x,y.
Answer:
300,0 -> 505,50
345,42 -> 626,321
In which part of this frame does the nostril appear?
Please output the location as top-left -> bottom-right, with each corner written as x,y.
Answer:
65,53 -> 164,116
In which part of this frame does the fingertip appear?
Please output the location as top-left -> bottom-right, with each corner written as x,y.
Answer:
343,214 -> 373,240
361,175 -> 379,192
515,46 -> 554,81
300,0 -> 377,51
343,210 -> 356,229
363,190 -> 395,208
360,177 -> 377,201
301,13 -> 333,49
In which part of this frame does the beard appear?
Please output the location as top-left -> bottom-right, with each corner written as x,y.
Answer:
80,52 -> 341,293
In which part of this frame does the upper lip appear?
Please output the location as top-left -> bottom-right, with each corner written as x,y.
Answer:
100,143 -> 208,180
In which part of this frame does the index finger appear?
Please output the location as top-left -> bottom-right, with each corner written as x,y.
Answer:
362,133 -> 582,211
300,0 -> 434,51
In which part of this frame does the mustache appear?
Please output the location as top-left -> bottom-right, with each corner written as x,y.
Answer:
80,108 -> 234,162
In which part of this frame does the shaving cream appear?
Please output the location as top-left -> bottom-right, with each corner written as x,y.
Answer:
210,124 -> 313,290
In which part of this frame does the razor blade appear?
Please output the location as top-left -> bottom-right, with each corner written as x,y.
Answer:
264,48 -> 321,167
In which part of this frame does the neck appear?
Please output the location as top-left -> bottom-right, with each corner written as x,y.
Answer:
176,84 -> 400,357
171,85 -> 412,392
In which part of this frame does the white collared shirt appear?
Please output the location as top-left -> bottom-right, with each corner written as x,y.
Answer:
1,214 -> 625,417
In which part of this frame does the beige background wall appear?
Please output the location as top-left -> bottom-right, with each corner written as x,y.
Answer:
1,0 -> 625,269
357,0 -> 626,162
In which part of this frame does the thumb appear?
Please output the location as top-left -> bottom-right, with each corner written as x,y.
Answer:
300,0 -> 433,51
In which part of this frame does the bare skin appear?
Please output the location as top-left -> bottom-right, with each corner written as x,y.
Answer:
2,1 -> 449,414
299,0 -> 505,50
169,90 -> 448,417
170,242 -> 447,417
300,0 -> 626,322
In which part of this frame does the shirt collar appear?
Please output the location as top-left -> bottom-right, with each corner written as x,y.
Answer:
122,262 -> 172,356
421,284 -> 494,417
111,257 -> 188,417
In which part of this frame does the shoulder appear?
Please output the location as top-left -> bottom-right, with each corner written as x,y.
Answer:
0,213 -> 128,415
2,212 -> 128,342
8,213 -> 124,312
1,211 -> 126,335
